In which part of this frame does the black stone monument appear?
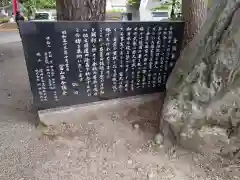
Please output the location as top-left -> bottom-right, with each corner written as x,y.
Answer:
18,21 -> 184,110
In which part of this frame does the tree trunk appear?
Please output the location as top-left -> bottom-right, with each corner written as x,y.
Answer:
56,0 -> 106,21
158,0 -> 240,157
156,0 -> 208,143
182,0 -> 208,47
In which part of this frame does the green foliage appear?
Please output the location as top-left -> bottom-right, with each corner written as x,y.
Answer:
0,17 -> 10,23
127,0 -> 141,9
162,1 -> 172,6
36,0 -> 56,9
21,0 -> 35,17
0,0 -> 11,7
21,0 -> 55,16
170,0 -> 182,19
151,5 -> 171,11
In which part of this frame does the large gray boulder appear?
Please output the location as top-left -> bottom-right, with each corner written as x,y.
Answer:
161,0 -> 240,159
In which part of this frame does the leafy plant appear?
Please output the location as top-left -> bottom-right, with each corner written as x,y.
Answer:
0,17 -> 10,23
170,0 -> 182,20
151,5 -> 171,11
36,0 -> 56,9
127,0 -> 141,9
20,0 -> 56,17
0,0 -> 11,7
21,0 -> 36,17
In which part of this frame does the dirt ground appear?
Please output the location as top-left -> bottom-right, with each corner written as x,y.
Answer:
0,41 -> 239,180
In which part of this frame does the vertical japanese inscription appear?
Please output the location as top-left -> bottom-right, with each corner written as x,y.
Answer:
166,26 -> 174,76
73,28 -> 82,95
99,27 -> 105,95
154,26 -> 161,87
35,68 -> 47,102
59,30 -> 68,96
45,36 -> 58,101
150,27 -> 157,88
142,26 -> 148,88
59,63 -> 67,96
148,27 -> 154,88
112,28 -> 118,93
83,28 -> 91,97
137,26 -> 144,89
145,27 -> 152,88
125,27 -> 131,92
131,27 -> 137,91
75,28 -> 83,83
157,26 -> 163,86
171,29 -> 178,69
91,28 -> 98,96
61,30 -> 70,72
118,28 -> 125,92
105,28 -> 111,79
162,27 -> 168,83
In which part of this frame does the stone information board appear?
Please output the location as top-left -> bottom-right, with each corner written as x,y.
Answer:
19,21 -> 184,110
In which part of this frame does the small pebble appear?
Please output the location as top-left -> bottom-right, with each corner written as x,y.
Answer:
112,163 -> 116,168
67,150 -> 71,157
180,132 -> 187,137
136,148 -> 142,153
159,144 -> 164,148
127,159 -> 133,164
87,152 -> 97,158
133,123 -> 140,130
193,157 -> 198,162
171,152 -> 177,158
137,167 -> 143,172
103,161 -> 108,166
147,171 -> 154,179
73,136 -> 80,140
102,170 -> 108,175
154,133 -> 164,145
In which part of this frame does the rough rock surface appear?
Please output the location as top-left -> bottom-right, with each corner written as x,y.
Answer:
161,0 -> 240,161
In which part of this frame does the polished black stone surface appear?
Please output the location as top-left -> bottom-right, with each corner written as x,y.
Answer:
19,21 -> 184,110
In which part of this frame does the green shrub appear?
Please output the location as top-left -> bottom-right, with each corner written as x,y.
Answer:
127,0 -> 141,9
151,5 -> 171,11
0,17 -> 10,24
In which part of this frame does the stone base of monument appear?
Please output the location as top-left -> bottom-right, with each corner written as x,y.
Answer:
38,93 -> 164,127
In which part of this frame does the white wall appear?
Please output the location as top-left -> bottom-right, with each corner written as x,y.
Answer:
106,0 -> 127,12
139,0 -> 171,21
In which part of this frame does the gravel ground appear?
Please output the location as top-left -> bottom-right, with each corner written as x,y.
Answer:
0,32 -> 21,45
0,41 -> 239,180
